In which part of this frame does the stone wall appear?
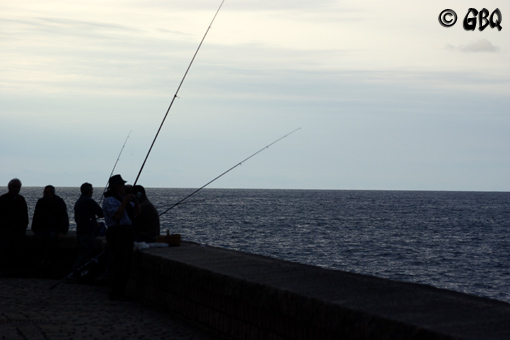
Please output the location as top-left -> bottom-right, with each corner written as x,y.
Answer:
127,242 -> 510,340
15,231 -> 104,279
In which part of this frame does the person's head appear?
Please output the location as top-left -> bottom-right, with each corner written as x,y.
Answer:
8,178 -> 22,195
43,185 -> 55,199
108,175 -> 126,195
80,182 -> 93,197
133,185 -> 147,201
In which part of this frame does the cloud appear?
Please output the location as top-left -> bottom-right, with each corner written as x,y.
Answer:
446,39 -> 500,53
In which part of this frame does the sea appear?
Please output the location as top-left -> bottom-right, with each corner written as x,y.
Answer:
10,187 -> 510,304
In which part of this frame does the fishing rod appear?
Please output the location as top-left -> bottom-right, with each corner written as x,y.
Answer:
133,0 -> 226,186
156,198 -> 206,210
100,130 -> 132,203
159,128 -> 301,216
49,251 -> 105,290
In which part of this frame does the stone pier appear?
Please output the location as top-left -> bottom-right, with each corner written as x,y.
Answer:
7,232 -> 510,340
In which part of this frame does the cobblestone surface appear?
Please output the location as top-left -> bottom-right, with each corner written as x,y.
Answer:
0,278 -> 222,340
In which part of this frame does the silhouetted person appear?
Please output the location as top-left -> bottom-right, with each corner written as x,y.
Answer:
31,185 -> 69,265
73,183 -> 104,274
133,185 -> 160,243
102,174 -> 140,300
0,178 -> 29,276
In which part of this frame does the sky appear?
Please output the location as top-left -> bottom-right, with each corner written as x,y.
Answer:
1,0 -> 509,191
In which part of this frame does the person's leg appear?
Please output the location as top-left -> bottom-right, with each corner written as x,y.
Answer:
107,225 -> 134,300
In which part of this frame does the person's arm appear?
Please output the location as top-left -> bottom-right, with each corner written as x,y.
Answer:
93,200 -> 104,219
133,199 -> 141,217
59,199 -> 69,235
31,200 -> 41,232
113,194 -> 136,221
22,197 -> 29,230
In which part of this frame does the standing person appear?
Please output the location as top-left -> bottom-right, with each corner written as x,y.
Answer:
0,178 -> 29,276
31,185 -> 69,265
73,183 -> 104,274
102,174 -> 140,301
133,185 -> 160,243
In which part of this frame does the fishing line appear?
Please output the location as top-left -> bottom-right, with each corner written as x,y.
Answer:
134,0 -> 226,186
159,128 -> 301,216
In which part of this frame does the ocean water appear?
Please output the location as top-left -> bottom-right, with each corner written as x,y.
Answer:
9,187 -> 510,303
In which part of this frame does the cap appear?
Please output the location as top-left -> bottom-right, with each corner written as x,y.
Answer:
108,174 -> 127,188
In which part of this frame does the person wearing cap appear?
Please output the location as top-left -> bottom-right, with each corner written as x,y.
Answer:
102,174 -> 141,301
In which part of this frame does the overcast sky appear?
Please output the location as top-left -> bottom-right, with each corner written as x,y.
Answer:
1,0 -> 509,191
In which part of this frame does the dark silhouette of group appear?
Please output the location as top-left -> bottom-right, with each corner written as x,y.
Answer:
0,176 -> 161,300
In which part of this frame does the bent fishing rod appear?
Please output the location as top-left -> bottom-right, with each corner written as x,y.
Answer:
100,130 -> 132,204
159,128 -> 301,216
156,198 -> 206,210
134,0 -> 226,186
